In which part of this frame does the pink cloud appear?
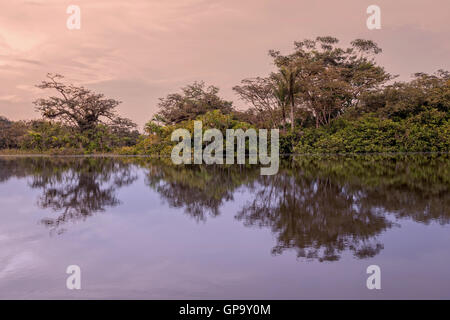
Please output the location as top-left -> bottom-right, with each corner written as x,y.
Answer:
0,0 -> 448,128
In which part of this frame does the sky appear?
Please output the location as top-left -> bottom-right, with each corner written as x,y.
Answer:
0,0 -> 449,129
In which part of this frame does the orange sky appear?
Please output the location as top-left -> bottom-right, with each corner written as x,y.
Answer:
0,0 -> 449,128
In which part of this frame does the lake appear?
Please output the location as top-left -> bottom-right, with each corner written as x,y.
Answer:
0,155 -> 449,299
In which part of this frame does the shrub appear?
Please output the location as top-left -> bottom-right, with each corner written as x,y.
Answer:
294,111 -> 448,153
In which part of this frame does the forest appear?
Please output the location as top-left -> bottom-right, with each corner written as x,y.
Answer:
1,36 -> 449,155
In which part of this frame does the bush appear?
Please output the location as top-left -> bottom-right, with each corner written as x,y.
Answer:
114,146 -> 138,155
401,109 -> 450,152
15,120 -> 141,153
135,110 -> 255,156
295,111 -> 449,153
279,131 -> 297,155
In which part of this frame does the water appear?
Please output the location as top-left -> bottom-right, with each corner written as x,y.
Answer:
0,155 -> 449,299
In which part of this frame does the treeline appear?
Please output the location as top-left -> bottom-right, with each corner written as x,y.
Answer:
0,74 -> 140,154
0,117 -> 140,153
1,36 -> 449,154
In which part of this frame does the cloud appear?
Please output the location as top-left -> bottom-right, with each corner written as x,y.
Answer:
0,0 -> 448,127
0,95 -> 21,103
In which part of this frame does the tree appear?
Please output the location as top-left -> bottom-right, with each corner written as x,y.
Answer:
0,116 -> 27,149
270,36 -> 392,128
271,74 -> 290,128
361,69 -> 450,119
275,64 -> 302,131
0,116 -> 13,148
233,77 -> 285,128
153,81 -> 234,125
33,74 -> 136,136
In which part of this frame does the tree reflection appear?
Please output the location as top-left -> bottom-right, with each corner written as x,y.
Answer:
0,154 -> 448,260
142,154 -> 449,261
236,155 -> 449,261
142,161 -> 260,221
0,157 -> 137,233
236,173 -> 391,261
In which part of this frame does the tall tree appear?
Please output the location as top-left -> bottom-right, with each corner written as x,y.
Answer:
271,74 -> 290,127
276,64 -> 301,131
233,77 -> 284,128
33,73 -> 136,135
270,36 -> 392,128
154,81 -> 234,125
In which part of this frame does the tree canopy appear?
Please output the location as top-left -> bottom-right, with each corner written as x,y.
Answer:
34,73 -> 136,134
235,36 -> 392,131
153,81 -> 234,125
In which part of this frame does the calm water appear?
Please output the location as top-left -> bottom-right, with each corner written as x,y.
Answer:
0,155 -> 449,299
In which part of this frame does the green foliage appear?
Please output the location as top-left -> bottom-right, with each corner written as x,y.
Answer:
153,82 -> 234,125
401,108 -> 450,152
4,119 -> 140,153
20,120 -> 76,151
0,117 -> 27,149
279,131 -> 297,154
295,110 -> 449,153
361,70 -> 450,120
135,110 -> 255,156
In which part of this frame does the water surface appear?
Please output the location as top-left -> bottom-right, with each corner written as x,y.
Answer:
0,155 -> 449,299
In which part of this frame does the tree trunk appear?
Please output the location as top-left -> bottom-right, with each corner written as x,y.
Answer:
290,95 -> 295,131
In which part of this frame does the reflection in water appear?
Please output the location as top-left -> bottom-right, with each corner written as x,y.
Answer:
143,162 -> 260,221
0,157 -> 137,234
237,155 -> 449,261
141,155 -> 449,261
236,173 -> 391,261
0,154 -> 448,260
